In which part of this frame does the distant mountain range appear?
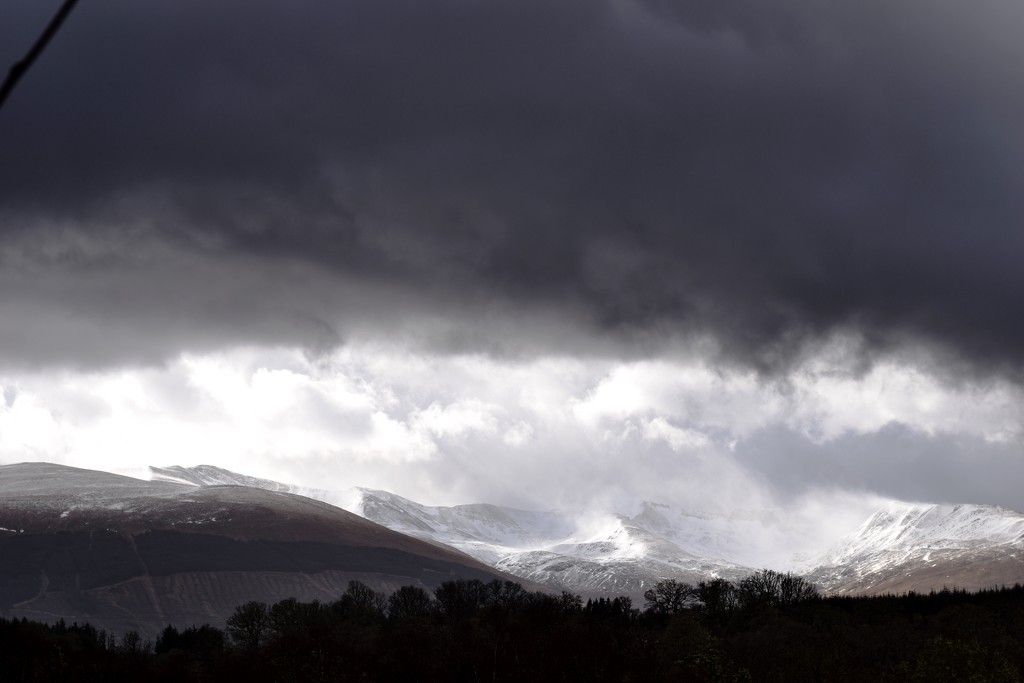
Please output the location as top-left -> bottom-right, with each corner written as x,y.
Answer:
152,465 -> 1024,598
149,466 -> 767,596
3,462 -> 1023,638
0,463 -> 511,638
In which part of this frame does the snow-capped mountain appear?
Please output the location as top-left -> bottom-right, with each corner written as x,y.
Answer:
148,466 -> 773,597
808,502 -> 1024,594
148,464 -> 300,490
149,464 -> 362,511
355,489 -> 762,596
146,465 -> 1024,596
350,488 -> 574,565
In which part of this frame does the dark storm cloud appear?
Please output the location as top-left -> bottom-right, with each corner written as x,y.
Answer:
2,0 -> 1024,373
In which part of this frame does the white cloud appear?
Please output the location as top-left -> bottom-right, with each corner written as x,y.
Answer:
356,411 -> 438,463
0,389 -> 66,460
787,361 -> 1023,443
412,400 -> 499,440
1,337 -> 1022,520
502,421 -> 534,447
642,417 -> 710,451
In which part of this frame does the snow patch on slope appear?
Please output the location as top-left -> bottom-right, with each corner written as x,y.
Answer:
810,502 -> 1024,591
142,464 -> 1024,597
143,465 -> 758,593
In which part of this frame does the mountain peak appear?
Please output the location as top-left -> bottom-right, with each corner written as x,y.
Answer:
810,501 -> 1024,594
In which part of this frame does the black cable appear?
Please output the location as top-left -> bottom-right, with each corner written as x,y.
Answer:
0,0 -> 82,112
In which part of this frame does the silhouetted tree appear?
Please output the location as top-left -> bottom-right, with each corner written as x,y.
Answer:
644,579 -> 697,615
226,600 -> 270,649
154,624 -> 180,654
336,580 -> 387,623
155,623 -> 224,660
270,596 -> 329,638
3,579 -> 1024,680
118,629 -> 148,656
387,585 -> 435,620
558,591 -> 584,612
777,572 -> 819,607
736,569 -> 818,611
738,569 -> 784,611
484,579 -> 529,611
435,578 -> 487,620
695,578 -> 739,618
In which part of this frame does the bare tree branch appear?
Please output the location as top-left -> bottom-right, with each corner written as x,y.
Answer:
0,0 -> 82,112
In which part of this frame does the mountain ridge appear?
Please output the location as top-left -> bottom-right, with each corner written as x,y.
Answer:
144,464 -> 1024,597
0,462 -> 516,637
808,501 -> 1024,594
148,465 -> 761,597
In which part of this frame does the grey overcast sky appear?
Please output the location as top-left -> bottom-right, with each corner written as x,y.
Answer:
1,0 -> 1023,548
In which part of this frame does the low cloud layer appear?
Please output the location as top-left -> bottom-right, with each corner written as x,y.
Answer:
2,345 -> 1021,509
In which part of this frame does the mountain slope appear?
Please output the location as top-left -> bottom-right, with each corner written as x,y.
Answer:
355,489 -> 758,596
150,466 -> 756,598
0,463 -> 510,637
149,465 -> 1024,598
809,502 -> 1024,594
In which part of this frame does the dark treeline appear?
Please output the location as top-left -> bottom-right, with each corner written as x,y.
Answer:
1,570 -> 1023,681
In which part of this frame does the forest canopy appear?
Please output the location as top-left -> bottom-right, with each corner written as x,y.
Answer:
1,572 -> 1022,682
